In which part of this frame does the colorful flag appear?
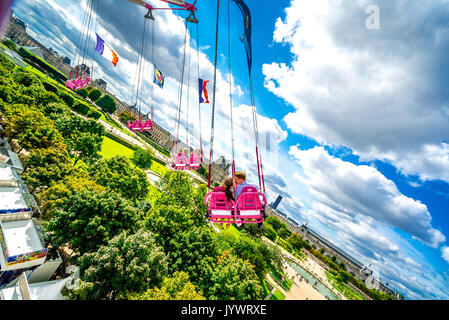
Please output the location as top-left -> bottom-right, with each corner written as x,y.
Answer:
232,0 -> 252,74
198,78 -> 210,104
95,34 -> 119,66
153,64 -> 164,88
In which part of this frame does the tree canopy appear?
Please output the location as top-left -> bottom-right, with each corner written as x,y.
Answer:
127,271 -> 205,300
96,94 -> 117,114
131,147 -> 153,170
66,230 -> 168,300
88,156 -> 149,201
45,189 -> 141,255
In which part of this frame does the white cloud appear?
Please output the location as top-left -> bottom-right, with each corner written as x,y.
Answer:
442,247 -> 449,264
263,0 -> 449,183
289,146 -> 445,248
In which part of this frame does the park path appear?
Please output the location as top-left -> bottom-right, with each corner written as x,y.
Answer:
261,236 -> 347,300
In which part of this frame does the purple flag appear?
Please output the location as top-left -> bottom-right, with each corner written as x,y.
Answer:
95,33 -> 105,55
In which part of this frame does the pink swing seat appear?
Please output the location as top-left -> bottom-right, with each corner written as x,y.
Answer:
173,153 -> 190,171
65,76 -> 91,91
189,153 -> 203,170
204,186 -> 267,224
204,187 -> 236,223
235,186 -> 266,224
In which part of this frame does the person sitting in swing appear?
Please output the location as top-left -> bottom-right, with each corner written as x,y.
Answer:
234,171 -> 256,199
219,177 -> 235,229
221,177 -> 235,202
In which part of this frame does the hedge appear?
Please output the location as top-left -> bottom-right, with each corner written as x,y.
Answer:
59,92 -> 75,108
42,81 -> 58,93
18,47 -> 68,83
73,101 -> 90,116
87,109 -> 102,120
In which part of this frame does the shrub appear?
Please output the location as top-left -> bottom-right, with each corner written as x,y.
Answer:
96,94 -> 116,114
76,88 -> 88,98
73,101 -> 90,116
2,39 -> 16,50
88,89 -> 102,102
17,47 -> 68,83
42,81 -> 58,93
59,92 -> 75,108
87,109 -> 102,120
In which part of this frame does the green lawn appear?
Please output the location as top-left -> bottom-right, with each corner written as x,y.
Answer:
149,159 -> 169,176
325,271 -> 364,300
100,136 -> 134,159
269,289 -> 286,300
281,278 -> 293,291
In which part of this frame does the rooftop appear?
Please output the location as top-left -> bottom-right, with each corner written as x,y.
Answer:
302,224 -> 365,269
0,186 -> 30,213
0,167 -> 19,187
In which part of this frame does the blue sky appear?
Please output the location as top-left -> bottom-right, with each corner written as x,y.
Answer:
10,0 -> 449,299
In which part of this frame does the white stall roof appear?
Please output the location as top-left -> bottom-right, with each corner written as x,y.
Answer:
0,278 -> 68,300
2,220 -> 44,256
0,167 -> 19,187
0,186 -> 28,211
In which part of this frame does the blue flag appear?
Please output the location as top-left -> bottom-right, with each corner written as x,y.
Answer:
153,64 -> 164,88
232,0 -> 252,74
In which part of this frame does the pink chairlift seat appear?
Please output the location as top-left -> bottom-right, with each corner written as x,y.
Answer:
235,186 -> 266,220
189,153 -> 203,170
173,153 -> 190,170
205,187 -> 235,219
141,119 -> 153,131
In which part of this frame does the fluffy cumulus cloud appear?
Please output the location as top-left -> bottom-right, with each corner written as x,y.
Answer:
290,146 -> 445,248
263,0 -> 449,183
290,146 -> 449,299
443,247 -> 449,264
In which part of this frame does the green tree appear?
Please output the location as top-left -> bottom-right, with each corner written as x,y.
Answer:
128,271 -> 205,300
204,250 -> 263,300
40,175 -> 105,216
45,189 -> 141,255
88,89 -> 102,102
118,110 -> 135,123
264,223 -> 278,242
131,147 -> 153,170
96,94 -> 117,114
22,146 -> 72,194
287,233 -> 304,251
265,216 -> 283,232
55,115 -> 104,164
88,156 -> 149,201
76,88 -> 88,98
66,230 -> 168,300
278,228 -> 290,239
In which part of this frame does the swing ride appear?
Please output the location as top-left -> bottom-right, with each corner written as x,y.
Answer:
204,0 -> 267,227
68,0 -> 266,225
65,0 -> 98,91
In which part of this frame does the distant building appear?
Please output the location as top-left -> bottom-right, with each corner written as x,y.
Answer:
208,156 -> 231,186
365,275 -> 404,300
271,195 -> 283,209
92,78 -> 107,91
22,46 -> 44,60
4,13 -> 72,77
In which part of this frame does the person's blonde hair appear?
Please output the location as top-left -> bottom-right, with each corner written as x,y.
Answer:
234,171 -> 246,181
